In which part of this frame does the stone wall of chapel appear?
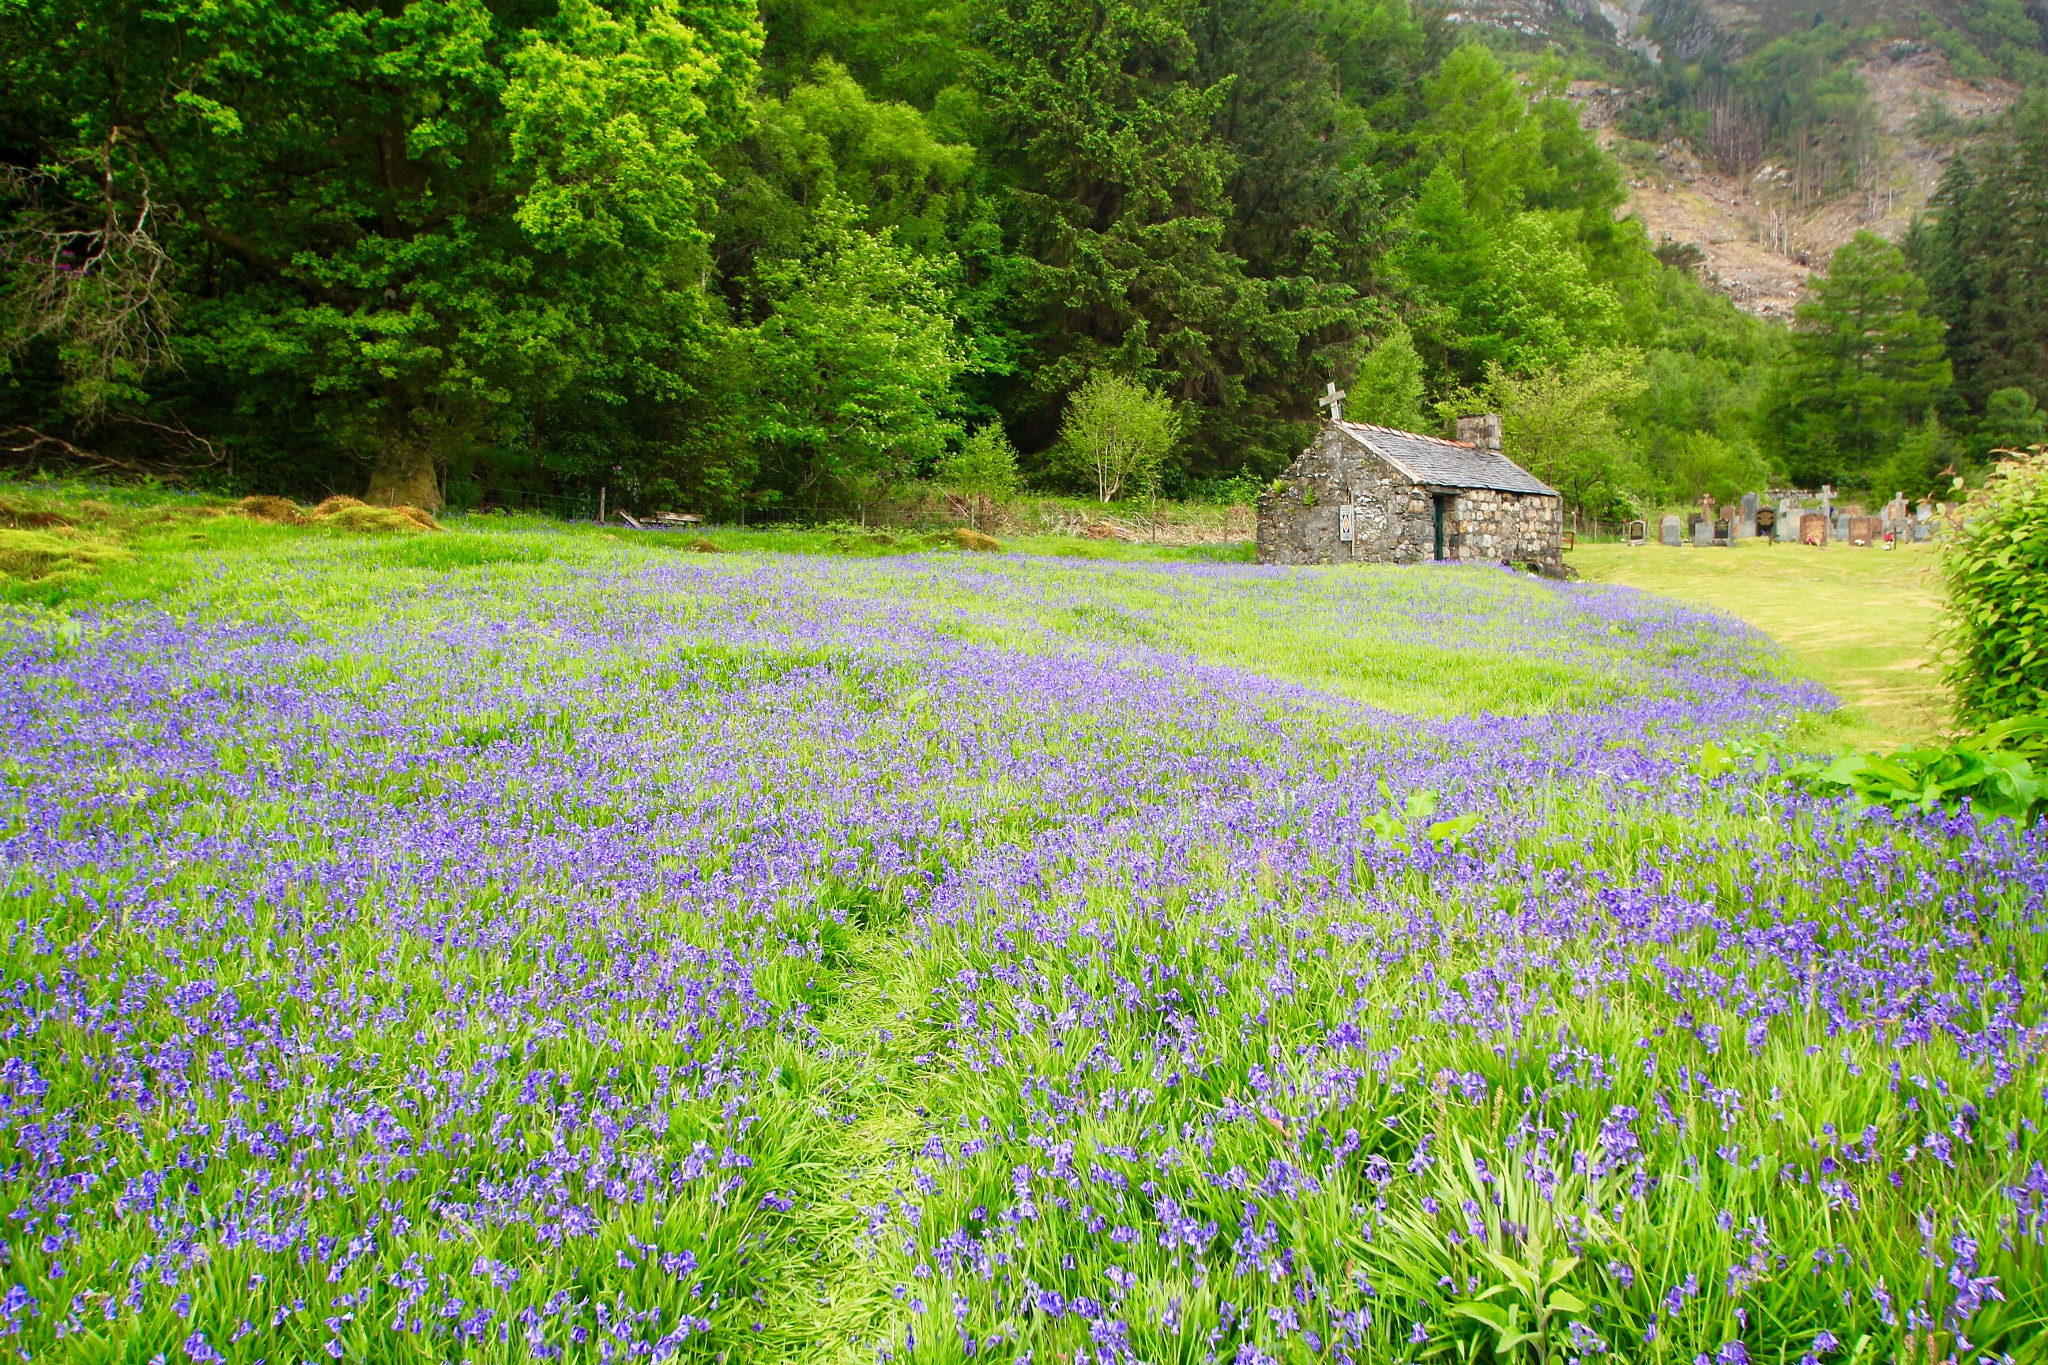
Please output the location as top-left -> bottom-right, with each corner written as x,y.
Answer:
1255,428 -> 1563,575
1441,489 -> 1564,575
1256,428 -> 1434,566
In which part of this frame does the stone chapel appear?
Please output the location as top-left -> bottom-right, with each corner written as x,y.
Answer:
1255,404 -> 1565,576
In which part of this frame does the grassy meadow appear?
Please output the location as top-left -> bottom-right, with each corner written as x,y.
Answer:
1568,539 -> 1950,749
0,482 -> 2042,1365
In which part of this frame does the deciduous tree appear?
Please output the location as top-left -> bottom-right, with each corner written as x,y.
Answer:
1,0 -> 760,507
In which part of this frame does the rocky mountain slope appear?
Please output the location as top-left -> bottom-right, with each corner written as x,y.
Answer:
1466,0 -> 2024,316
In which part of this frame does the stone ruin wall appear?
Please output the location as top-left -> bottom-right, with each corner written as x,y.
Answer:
1256,429 -> 1435,566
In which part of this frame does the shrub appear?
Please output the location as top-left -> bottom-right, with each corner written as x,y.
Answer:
1944,445 -> 2048,723
1783,718 -> 2045,821
1057,373 -> 1179,504
937,425 -> 1020,502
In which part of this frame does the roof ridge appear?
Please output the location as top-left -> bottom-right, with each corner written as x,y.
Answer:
1329,420 -> 1559,498
1338,419 -> 1474,449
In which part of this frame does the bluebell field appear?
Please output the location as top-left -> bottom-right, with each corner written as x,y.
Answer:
0,541 -> 2041,1364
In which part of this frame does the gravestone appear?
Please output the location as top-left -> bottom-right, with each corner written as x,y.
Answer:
1627,519 -> 1648,545
1845,514 -> 1881,545
1776,500 -> 1800,542
1915,499 -> 1934,542
1713,517 -> 1732,544
1738,492 -> 1759,540
1660,514 -> 1682,547
1820,484 -> 1835,522
1834,514 -> 1851,542
1800,512 -> 1828,545
1694,516 -> 1715,548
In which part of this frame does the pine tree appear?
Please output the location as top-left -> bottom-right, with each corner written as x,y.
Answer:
1910,92 -> 2048,420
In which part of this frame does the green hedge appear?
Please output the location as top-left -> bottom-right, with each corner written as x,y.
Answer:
1944,446 -> 2048,723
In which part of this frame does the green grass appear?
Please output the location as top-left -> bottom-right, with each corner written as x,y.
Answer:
1,481 -> 1714,718
1568,537 -> 1949,749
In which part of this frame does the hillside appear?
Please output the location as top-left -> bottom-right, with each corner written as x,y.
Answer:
1467,0 -> 2027,316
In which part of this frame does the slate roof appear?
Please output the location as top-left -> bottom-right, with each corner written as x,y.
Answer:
1336,421 -> 1559,497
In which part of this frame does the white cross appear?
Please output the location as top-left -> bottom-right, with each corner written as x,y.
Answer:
1318,381 -> 1346,424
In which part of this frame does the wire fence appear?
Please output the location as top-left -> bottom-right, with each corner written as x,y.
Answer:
454,486 -> 604,522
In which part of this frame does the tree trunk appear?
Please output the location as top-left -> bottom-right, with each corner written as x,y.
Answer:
365,420 -> 444,511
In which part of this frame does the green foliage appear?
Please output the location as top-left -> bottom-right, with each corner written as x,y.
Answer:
1664,429 -> 1773,507
1783,719 -> 2048,822
750,201 -> 968,515
1,0 -> 761,506
1912,94 -> 2048,430
1440,349 -> 1647,520
0,0 -> 1956,524
974,0 -> 1302,476
1346,323 -> 1426,430
1419,45 -> 1550,219
1873,412 -> 1963,506
1982,388 -> 2048,460
716,60 -> 977,272
1735,25 -> 1876,205
1943,447 -> 2048,725
937,424 -> 1021,500
1056,373 -> 1181,504
1921,0 -> 2048,85
1396,168 -> 1623,384
759,0 -> 971,104
1761,232 -> 1951,493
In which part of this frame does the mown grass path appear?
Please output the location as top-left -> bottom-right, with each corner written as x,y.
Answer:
1569,538 -> 1948,747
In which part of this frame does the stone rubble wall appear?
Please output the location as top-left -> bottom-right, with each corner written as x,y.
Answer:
1257,429 -> 1435,565
1441,487 -> 1565,575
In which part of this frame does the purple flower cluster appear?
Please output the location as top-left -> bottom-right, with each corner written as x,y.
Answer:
0,550 -> 2039,1362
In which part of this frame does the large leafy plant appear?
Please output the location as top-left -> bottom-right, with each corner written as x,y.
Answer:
1781,716 -> 2046,821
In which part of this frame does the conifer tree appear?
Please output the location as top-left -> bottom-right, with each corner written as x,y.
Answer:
1762,232 -> 1951,491
1910,92 -> 2048,420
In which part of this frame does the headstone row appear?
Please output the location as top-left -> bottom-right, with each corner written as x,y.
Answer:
1648,485 -> 1945,548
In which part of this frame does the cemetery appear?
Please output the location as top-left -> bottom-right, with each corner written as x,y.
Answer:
1653,486 -> 1946,550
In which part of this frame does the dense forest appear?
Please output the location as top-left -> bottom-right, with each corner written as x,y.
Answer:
2,0 -> 2045,520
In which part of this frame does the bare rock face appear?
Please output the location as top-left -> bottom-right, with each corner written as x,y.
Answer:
1548,36 -> 2019,322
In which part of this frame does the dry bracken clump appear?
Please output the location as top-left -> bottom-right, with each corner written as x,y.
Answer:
235,495 -> 309,525
0,527 -> 131,583
233,494 -> 438,534
0,498 -> 75,530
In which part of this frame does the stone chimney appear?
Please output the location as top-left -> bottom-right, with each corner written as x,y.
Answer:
1456,413 -> 1502,452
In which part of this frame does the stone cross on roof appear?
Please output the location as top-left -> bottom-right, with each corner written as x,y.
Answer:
1318,381 -> 1346,424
